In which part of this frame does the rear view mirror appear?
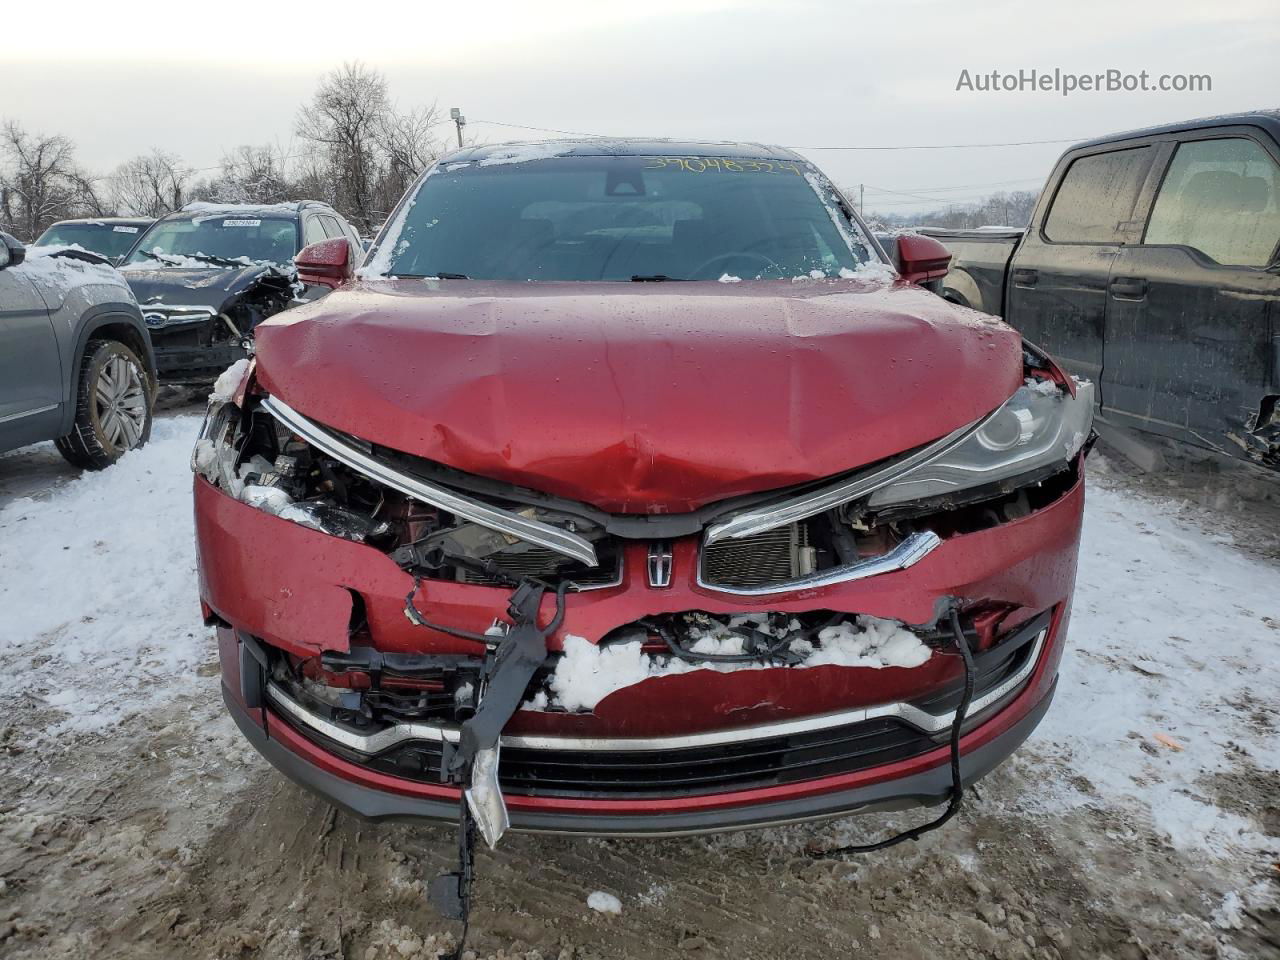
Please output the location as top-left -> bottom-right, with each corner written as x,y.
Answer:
295,237 -> 354,289
0,233 -> 26,270
895,233 -> 951,285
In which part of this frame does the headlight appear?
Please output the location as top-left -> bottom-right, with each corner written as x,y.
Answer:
866,379 -> 1094,509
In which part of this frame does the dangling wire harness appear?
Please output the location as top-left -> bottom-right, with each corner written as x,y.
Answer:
809,607 -> 976,857
400,550 -> 572,960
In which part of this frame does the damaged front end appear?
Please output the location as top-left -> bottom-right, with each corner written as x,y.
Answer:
130,265 -> 299,383
197,353 -> 1091,947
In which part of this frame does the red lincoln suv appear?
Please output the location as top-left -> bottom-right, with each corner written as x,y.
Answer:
194,140 -> 1091,850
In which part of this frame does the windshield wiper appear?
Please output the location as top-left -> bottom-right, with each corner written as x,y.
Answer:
138,250 -> 182,265
630,274 -> 687,282
435,272 -> 469,280
184,252 -> 246,268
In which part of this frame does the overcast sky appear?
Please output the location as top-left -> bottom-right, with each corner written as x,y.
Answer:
4,0 -> 1277,214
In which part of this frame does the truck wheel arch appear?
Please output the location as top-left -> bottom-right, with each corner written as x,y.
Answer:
942,270 -> 982,312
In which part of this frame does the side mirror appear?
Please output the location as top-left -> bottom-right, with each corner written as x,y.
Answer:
0,233 -> 26,270
295,237 -> 353,289
895,233 -> 951,285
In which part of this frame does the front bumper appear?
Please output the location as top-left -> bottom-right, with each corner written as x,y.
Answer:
225,676 -> 1056,836
200,465 -> 1082,832
152,329 -> 250,382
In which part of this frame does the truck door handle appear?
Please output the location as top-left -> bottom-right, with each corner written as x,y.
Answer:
1011,268 -> 1038,287
1109,276 -> 1148,299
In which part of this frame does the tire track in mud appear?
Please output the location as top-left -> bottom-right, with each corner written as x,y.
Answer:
39,746 -> 1267,960
1,699 -> 1275,960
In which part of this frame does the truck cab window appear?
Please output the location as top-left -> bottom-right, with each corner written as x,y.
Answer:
1043,147 -> 1152,244
1144,137 -> 1280,267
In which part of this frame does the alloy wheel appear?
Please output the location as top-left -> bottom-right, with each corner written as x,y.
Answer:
95,355 -> 148,451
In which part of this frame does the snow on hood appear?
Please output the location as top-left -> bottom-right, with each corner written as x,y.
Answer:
253,278 -> 1021,513
121,261 -> 295,313
14,245 -> 129,300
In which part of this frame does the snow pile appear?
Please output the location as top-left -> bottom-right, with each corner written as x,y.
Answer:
541,615 -> 932,712
120,250 -> 286,272
717,273 -> 742,283
0,417 -> 208,736
475,142 -> 568,168
1031,480 -> 1280,856
184,201 -> 299,222
803,618 -> 933,668
586,891 -> 622,914
839,262 -> 897,284
210,358 -> 252,401
1023,375 -> 1062,396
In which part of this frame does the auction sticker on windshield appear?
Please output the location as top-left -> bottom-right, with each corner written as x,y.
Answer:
222,219 -> 262,227
642,156 -> 804,175
113,225 -> 139,233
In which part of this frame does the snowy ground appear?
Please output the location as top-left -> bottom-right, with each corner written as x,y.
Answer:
0,415 -> 1277,960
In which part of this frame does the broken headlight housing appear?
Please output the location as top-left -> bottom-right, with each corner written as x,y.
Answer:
866,379 -> 1095,509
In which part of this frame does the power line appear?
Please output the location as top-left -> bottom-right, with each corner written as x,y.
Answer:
863,176 -> 1045,196
794,137 -> 1081,151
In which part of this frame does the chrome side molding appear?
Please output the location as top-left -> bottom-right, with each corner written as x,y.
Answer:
265,627 -> 1044,756
260,395 -> 599,567
704,416 -> 987,546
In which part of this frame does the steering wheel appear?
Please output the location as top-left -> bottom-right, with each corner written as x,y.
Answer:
689,251 -> 784,280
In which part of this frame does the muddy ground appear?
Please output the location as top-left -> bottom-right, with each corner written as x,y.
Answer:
1,418 -> 1277,960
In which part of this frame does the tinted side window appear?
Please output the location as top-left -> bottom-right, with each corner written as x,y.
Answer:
1144,137 -> 1280,267
302,216 -> 327,246
1044,147 -> 1153,244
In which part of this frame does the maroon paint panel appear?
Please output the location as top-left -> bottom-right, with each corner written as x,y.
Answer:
197,470 -> 1082,737
253,278 -> 1022,514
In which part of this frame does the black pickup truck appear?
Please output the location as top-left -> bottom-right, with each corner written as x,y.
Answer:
923,110 -> 1280,472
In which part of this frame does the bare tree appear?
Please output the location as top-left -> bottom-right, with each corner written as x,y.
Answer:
375,103 -> 443,212
870,189 -> 1041,230
190,145 -> 291,204
0,121 -> 101,239
107,150 -> 191,218
296,62 -> 389,231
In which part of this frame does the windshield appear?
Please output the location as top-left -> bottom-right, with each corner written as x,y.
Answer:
123,216 -> 298,267
35,223 -> 144,260
374,154 -> 873,281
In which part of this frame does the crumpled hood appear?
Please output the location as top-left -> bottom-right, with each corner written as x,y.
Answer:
254,278 -> 1023,513
122,264 -> 287,312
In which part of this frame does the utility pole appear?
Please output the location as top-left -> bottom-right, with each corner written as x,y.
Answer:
450,107 -> 466,149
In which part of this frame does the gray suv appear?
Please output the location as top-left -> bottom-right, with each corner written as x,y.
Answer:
0,232 -> 156,468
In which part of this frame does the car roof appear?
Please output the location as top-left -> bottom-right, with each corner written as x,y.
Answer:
1070,108 -> 1280,151
443,138 -> 806,164
167,200 -> 339,221
47,217 -> 155,226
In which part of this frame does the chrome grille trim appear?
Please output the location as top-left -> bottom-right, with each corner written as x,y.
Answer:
697,530 -> 941,596
141,304 -> 217,329
264,627 -> 1044,755
260,396 -> 599,567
